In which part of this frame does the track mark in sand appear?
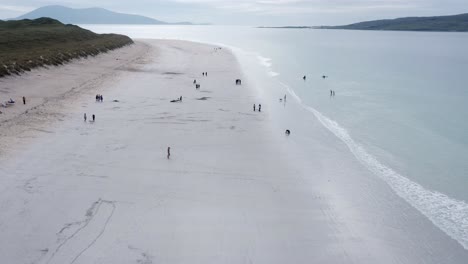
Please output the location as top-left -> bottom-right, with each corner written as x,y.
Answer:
43,199 -> 116,264
31,128 -> 55,134
129,245 -> 154,264
105,143 -> 128,152
137,253 -> 154,264
163,71 -> 182,75
76,172 -> 109,179
21,177 -> 38,193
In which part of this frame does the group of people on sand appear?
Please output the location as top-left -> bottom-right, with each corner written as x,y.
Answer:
253,103 -> 262,112
95,94 -> 104,102
0,96 -> 27,113
330,90 -> 336,97
83,113 -> 95,122
202,72 -> 208,76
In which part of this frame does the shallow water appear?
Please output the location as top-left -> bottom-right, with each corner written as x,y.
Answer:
83,25 -> 468,249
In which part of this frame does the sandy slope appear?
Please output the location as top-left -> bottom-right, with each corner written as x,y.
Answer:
0,40 -> 467,264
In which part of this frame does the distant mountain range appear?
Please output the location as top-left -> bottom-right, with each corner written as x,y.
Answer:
320,13 -> 468,32
14,5 -> 193,25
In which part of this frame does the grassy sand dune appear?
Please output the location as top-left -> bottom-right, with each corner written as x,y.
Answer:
0,17 -> 133,77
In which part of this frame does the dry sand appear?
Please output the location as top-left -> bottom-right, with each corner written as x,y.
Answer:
0,42 -> 150,156
0,39 -> 467,264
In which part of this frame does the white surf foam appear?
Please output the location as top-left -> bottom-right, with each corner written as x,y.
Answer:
256,55 -> 279,77
281,82 -> 468,250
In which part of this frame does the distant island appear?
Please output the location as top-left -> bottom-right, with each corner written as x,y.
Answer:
14,5 -> 193,25
257,26 -> 312,29
259,13 -> 468,32
0,17 -> 133,77
320,13 -> 468,32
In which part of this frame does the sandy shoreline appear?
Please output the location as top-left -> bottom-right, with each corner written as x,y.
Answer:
0,42 -> 150,156
1,39 -> 467,263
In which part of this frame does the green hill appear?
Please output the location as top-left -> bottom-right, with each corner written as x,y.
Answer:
0,17 -> 133,77
322,13 -> 468,32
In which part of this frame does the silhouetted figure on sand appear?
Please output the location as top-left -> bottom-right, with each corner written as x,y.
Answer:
92,114 -> 95,122
22,96 -> 26,105
253,104 -> 256,111
303,75 -> 306,80
258,104 -> 262,112
84,113 -> 87,122
167,147 -> 171,159
285,129 -> 291,135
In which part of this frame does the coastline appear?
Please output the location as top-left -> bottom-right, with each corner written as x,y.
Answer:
0,39 -> 467,263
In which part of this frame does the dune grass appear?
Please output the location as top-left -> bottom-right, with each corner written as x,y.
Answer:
0,17 -> 133,77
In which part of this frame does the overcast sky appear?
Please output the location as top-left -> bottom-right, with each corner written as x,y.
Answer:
1,0 -> 467,25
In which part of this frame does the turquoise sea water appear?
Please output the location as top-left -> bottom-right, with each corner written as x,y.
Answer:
83,25 -> 468,248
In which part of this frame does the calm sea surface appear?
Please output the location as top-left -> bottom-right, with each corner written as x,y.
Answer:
84,24 -> 468,211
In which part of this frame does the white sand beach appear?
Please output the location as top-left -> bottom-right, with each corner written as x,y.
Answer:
1,39 -> 467,264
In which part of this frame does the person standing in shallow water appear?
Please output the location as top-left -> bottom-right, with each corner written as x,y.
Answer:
167,147 -> 171,159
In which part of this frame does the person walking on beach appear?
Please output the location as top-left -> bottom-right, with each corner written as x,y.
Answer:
92,114 -> 95,122
100,95 -> 103,102
22,96 -> 26,105
167,147 -> 171,159
180,96 -> 182,101
253,104 -> 256,111
84,113 -> 87,122
258,104 -> 262,112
